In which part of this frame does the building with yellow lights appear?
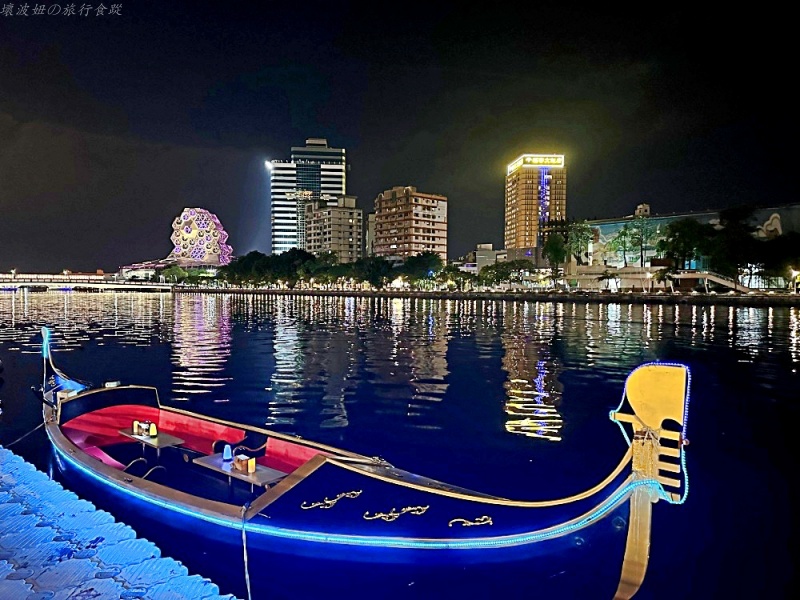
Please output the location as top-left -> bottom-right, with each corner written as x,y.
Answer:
504,154 -> 567,260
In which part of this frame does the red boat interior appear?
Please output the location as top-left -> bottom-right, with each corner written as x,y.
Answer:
61,405 -> 325,476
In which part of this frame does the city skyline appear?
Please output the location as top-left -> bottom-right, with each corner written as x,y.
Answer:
1,3 -> 793,272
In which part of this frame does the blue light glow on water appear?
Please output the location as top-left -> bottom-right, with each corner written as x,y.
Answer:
0,291 -> 795,599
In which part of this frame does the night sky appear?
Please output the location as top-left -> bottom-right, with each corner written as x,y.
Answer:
1,3 -> 794,273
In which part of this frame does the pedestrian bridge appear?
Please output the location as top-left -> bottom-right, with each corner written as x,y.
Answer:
670,270 -> 753,292
0,273 -> 172,292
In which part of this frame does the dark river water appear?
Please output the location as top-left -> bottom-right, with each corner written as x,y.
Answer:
0,291 -> 795,599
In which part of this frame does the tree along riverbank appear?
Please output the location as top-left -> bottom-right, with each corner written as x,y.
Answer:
174,286 -> 800,307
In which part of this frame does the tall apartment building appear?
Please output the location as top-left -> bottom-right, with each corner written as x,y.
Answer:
373,186 -> 447,261
504,154 -> 567,255
267,138 -> 347,255
305,195 -> 363,264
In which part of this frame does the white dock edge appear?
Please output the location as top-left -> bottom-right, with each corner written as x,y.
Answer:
0,446 -> 241,600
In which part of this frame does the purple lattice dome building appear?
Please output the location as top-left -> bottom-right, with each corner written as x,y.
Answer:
168,208 -> 233,266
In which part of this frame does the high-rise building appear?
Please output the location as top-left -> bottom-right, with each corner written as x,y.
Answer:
504,154 -> 567,254
305,195 -> 363,264
267,138 -> 347,255
373,186 -> 447,261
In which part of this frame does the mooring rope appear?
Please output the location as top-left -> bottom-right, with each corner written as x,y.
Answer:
240,504 -> 252,600
5,422 -> 44,448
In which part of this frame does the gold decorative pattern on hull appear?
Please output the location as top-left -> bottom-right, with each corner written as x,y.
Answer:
300,490 -> 362,510
364,505 -> 429,522
448,515 -> 493,527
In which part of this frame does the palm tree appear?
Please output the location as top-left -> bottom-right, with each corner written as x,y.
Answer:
542,233 -> 567,287
567,220 -> 593,265
608,224 -> 633,267
629,215 -> 658,267
655,218 -> 714,270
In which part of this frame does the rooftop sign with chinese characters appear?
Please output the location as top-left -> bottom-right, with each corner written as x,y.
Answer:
507,154 -> 565,174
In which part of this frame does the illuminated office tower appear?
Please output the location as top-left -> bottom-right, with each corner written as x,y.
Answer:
267,138 -> 347,255
373,186 -> 448,261
504,154 -> 567,254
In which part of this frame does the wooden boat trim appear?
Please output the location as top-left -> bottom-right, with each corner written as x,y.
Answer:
324,449 -> 634,507
245,454 -> 328,519
613,484 -> 654,599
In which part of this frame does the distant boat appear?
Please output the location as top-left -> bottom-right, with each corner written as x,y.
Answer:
38,326 -> 690,598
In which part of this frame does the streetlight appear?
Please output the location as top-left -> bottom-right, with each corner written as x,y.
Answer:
10,268 -> 16,279
790,268 -> 798,293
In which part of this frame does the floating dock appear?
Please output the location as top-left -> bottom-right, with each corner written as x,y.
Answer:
0,446 -> 240,600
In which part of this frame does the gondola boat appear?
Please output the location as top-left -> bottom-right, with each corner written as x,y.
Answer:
38,327 -> 690,598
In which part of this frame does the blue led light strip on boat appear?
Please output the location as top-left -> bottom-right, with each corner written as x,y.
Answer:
50,429 -> 654,551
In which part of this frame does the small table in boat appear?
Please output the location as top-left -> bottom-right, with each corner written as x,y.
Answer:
193,453 -> 287,491
118,428 -> 185,458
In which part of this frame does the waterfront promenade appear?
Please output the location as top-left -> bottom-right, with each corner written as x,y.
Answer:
177,286 -> 800,308
0,274 -> 171,292
3,273 -> 799,307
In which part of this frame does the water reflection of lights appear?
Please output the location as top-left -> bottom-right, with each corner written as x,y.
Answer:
172,294 -> 232,400
501,305 -> 564,442
3,292 -> 800,437
701,306 -> 714,341
725,307 -> 767,358
267,298 -> 304,425
505,418 -> 564,439
768,307 -> 774,340
606,304 -> 622,338
0,291 -> 172,352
